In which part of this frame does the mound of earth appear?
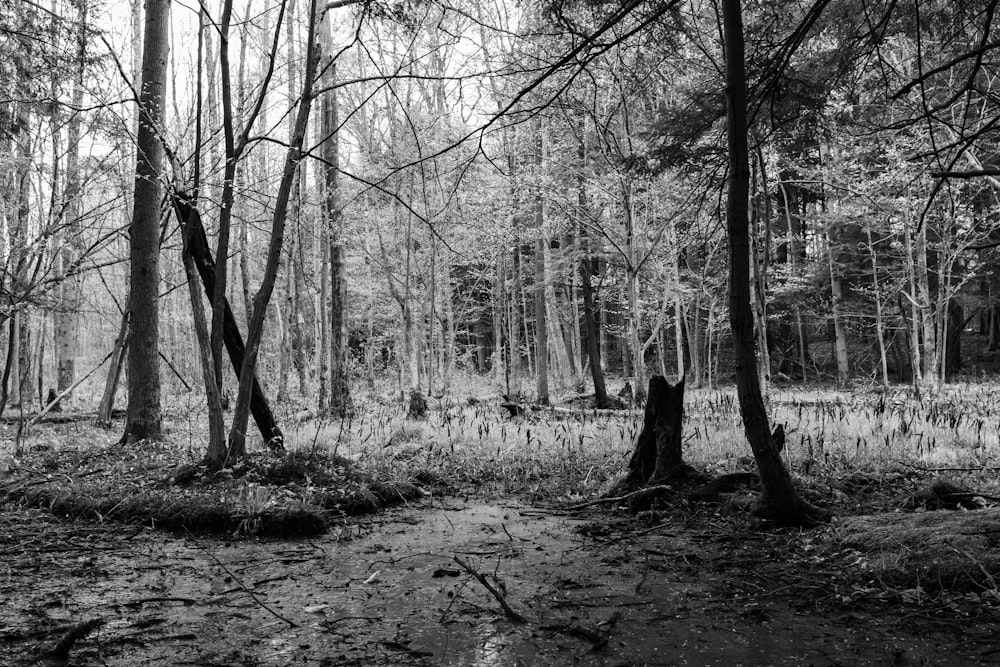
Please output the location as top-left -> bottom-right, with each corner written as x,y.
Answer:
1,441 -> 427,537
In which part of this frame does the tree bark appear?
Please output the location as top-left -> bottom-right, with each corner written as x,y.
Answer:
123,0 -> 170,443
721,0 -> 829,526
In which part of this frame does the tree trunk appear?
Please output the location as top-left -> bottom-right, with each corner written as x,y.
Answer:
721,0 -> 829,526
916,221 -> 937,387
318,16 -> 351,415
55,0 -> 88,402
534,134 -> 549,405
903,220 -> 922,387
576,133 -> 609,407
123,0 -> 170,443
827,234 -> 850,386
865,222 -> 889,389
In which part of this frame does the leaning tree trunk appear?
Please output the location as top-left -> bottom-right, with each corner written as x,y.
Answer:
173,196 -> 283,446
721,0 -> 829,526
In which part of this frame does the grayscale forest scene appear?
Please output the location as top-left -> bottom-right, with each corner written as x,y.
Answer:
2,0 -> 1000,664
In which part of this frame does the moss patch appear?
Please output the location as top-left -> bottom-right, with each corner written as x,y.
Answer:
2,442 -> 430,538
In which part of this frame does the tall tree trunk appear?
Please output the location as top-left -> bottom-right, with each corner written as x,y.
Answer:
623,181 -> 645,403
318,17 -> 351,416
493,252 -> 506,387
865,222 -> 889,389
534,133 -> 549,406
576,129 -> 609,407
288,0 -> 312,395
916,220 -> 936,387
403,211 -> 420,395
903,219 -> 922,386
749,192 -> 769,392
827,230 -> 850,386
55,0 -> 88,401
721,0 -> 828,526
123,0 -> 170,443
673,225 -> 685,384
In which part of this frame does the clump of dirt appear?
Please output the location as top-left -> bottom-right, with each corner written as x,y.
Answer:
2,442 -> 428,537
830,507 -> 1000,592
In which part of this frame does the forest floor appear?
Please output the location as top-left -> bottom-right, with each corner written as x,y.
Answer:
2,383 -> 1000,665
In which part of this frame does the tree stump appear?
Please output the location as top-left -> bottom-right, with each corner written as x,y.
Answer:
611,376 -> 702,500
407,389 -> 428,420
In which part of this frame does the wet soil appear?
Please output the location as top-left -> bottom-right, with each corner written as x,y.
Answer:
2,499 -> 998,666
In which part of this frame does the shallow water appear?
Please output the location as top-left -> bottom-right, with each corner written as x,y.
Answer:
2,500 -> 994,665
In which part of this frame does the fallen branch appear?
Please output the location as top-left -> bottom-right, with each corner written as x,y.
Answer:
540,620 -> 608,649
0,410 -> 124,426
453,555 -> 525,623
30,350 -> 115,426
903,463 -> 1000,473
30,618 -> 104,666
564,484 -> 674,512
201,546 -> 299,628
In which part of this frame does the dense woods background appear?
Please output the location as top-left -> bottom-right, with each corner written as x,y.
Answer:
3,0 -> 1000,439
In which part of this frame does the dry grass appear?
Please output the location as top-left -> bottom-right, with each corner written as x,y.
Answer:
267,382 -> 1000,501
4,380 -> 1000,514
831,508 -> 1000,594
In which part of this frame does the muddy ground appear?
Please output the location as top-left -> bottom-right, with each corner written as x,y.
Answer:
3,497 -> 998,666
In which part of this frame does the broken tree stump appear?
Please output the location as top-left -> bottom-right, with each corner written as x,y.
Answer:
610,376 -> 704,502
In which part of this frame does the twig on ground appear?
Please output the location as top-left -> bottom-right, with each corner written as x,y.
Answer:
951,545 -> 998,589
599,521 -> 678,547
564,485 -> 674,512
540,620 -> 608,649
453,555 -> 525,623
200,546 -> 299,627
